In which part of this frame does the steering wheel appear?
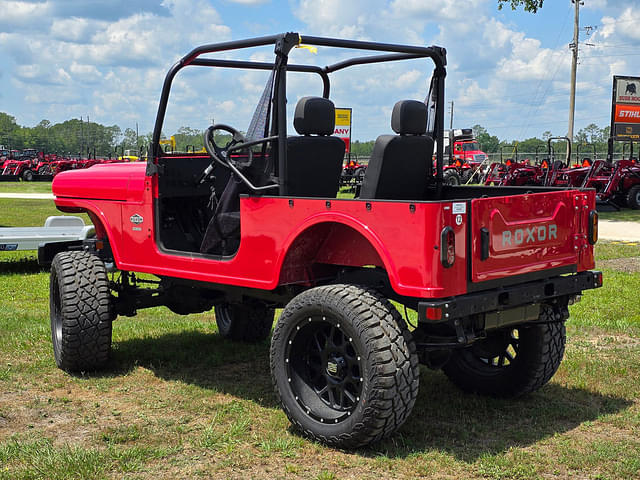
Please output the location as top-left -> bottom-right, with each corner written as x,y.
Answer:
199,124 -> 252,184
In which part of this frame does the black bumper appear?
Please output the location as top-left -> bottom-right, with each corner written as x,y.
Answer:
418,270 -> 602,322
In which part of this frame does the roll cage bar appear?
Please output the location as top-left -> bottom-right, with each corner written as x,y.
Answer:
148,32 -> 448,194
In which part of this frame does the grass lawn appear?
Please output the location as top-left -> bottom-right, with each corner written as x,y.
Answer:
0,181 -> 52,194
0,196 -> 639,479
598,208 -> 640,222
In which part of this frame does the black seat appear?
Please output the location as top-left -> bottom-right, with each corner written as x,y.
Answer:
360,100 -> 434,200
284,97 -> 345,197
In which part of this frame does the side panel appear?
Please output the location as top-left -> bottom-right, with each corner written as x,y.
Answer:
58,190 -> 469,298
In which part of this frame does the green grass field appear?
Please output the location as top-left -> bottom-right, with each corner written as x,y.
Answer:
1,195 -> 639,479
0,181 -> 53,194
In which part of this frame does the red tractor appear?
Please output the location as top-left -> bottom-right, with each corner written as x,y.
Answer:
483,145 -> 523,185
1,157 -> 35,181
580,140 -> 640,208
45,34 -> 601,448
340,156 -> 367,187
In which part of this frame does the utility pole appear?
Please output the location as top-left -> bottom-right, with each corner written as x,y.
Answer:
568,0 -> 582,144
449,101 -> 454,130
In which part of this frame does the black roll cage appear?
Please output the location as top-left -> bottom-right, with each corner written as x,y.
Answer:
147,32 -> 448,195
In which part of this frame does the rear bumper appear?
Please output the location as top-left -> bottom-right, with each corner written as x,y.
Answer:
418,270 -> 602,322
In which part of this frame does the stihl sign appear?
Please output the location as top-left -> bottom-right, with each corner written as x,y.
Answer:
611,75 -> 640,140
615,104 -> 640,123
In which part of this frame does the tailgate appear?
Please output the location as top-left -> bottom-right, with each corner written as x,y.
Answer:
470,190 -> 592,283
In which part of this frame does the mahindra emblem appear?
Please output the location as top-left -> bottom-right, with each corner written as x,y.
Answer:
130,214 -> 144,225
502,224 -> 557,246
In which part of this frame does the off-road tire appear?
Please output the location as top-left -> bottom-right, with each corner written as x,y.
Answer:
443,168 -> 461,186
461,169 -> 474,184
22,169 -> 33,181
270,284 -> 419,449
214,302 -> 274,342
50,251 -> 113,372
354,167 -> 365,184
626,185 -> 640,209
442,305 -> 565,398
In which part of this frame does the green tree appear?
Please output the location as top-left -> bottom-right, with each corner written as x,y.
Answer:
473,125 -> 500,153
349,140 -> 375,157
0,112 -> 20,147
498,0 -> 544,13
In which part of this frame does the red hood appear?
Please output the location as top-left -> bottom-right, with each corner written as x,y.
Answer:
53,162 -> 147,201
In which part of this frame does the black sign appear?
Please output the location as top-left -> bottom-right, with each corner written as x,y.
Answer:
614,123 -> 640,140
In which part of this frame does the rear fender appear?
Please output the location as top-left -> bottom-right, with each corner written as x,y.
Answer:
277,217 -> 390,287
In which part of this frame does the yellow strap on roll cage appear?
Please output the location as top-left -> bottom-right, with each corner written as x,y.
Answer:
296,34 -> 318,54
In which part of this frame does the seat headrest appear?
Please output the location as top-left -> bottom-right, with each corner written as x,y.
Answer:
294,97 -> 336,136
391,100 -> 427,135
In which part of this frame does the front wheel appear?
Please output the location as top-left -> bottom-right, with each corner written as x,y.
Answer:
626,185 -> 640,209
270,284 -> 419,448
22,169 -> 33,181
50,251 -> 114,372
443,306 -> 565,398
443,168 -> 461,186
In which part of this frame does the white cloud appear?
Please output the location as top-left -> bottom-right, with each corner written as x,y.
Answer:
50,17 -> 102,43
0,1 -> 53,31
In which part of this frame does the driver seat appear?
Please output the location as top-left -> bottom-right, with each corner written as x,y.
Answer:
284,97 -> 345,197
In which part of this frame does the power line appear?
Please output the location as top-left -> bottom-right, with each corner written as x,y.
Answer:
516,2 -> 573,140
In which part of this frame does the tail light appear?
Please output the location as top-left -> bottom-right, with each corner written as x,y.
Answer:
588,210 -> 598,245
441,226 -> 455,268
425,307 -> 442,320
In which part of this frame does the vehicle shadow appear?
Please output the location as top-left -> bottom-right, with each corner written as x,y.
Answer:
107,330 -> 631,461
0,256 -> 47,275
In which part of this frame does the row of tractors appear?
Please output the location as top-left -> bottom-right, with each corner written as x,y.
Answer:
340,131 -> 639,210
483,138 -> 639,209
0,149 -> 141,182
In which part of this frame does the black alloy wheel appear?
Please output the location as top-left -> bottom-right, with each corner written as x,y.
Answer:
285,316 -> 363,424
443,305 -> 566,398
270,284 -> 419,448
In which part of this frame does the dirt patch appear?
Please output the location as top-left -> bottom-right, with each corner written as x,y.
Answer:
597,256 -> 640,273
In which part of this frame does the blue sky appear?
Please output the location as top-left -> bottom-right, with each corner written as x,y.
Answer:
0,0 -> 639,144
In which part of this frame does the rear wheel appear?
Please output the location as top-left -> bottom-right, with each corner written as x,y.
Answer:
270,284 -> 419,448
442,305 -> 565,397
461,169 -> 473,184
50,251 -> 113,372
354,167 -> 365,184
214,302 -> 274,342
443,168 -> 461,186
626,185 -> 640,209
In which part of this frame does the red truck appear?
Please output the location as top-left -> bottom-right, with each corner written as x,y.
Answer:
444,128 -> 489,183
47,34 -> 602,448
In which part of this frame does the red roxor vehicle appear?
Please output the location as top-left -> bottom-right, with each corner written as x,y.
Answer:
47,34 -> 602,449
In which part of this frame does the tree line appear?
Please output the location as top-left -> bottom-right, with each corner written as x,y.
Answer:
350,123 -> 625,158
1,111 -> 627,159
